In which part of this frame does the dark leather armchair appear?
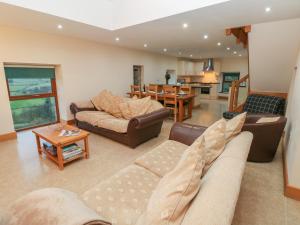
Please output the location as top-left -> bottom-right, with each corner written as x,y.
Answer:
242,114 -> 287,162
223,94 -> 286,119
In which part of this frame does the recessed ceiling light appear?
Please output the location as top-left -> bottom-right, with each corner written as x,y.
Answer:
226,47 -> 231,50
143,43 -> 148,48
217,42 -> 221,46
233,51 -> 237,54
163,48 -> 167,52
265,7 -> 271,12
115,37 -> 120,42
182,23 -> 189,28
203,34 -> 208,39
239,54 -> 242,57
57,24 -> 63,29
190,54 -> 193,57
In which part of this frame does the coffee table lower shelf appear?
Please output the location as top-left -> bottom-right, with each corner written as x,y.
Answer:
41,147 -> 86,166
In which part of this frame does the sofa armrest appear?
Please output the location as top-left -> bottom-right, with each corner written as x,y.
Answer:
169,123 -> 207,146
7,188 -> 111,225
70,102 -> 96,116
128,108 -> 169,130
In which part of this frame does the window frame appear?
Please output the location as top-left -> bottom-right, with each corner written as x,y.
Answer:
221,72 -> 240,93
5,75 -> 60,131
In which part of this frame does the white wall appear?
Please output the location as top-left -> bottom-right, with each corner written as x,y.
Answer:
220,57 -> 248,77
285,50 -> 300,188
0,25 -> 177,134
249,18 -> 300,93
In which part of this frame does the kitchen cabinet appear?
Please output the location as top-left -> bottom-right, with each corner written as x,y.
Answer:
177,60 -> 204,75
194,62 -> 204,75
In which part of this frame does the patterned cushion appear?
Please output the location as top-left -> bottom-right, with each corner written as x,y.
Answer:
119,97 -> 153,120
137,137 -> 207,225
223,95 -> 286,119
97,118 -> 129,133
82,165 -> 160,225
223,111 -> 239,119
243,94 -> 285,115
135,140 -> 188,177
76,111 -> 115,126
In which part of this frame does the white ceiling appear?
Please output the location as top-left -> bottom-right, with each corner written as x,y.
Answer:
0,0 -> 300,59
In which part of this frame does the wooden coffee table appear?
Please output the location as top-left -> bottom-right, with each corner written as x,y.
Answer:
32,124 -> 90,170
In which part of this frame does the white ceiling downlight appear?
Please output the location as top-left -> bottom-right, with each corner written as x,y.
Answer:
265,7 -> 271,12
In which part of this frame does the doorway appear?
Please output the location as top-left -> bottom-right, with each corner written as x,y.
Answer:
4,65 -> 60,131
133,65 -> 144,88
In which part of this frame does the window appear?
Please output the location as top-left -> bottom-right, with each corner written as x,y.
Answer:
5,66 -> 59,130
221,72 -> 240,93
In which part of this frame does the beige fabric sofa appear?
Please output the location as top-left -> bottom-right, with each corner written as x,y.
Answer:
82,123 -> 253,225
4,123 -> 253,225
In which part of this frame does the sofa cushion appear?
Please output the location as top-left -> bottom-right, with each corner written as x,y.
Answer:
137,137 -> 206,225
82,165 -> 160,225
76,111 -> 115,126
74,100 -> 95,109
97,118 -> 129,133
193,119 -> 226,175
181,157 -> 244,225
91,90 -> 111,111
135,140 -> 188,177
7,188 -> 111,225
225,112 -> 247,142
120,96 -> 153,120
180,132 -> 253,225
91,90 -> 127,118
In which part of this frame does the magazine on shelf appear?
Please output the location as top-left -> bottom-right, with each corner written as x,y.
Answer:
42,142 -> 83,159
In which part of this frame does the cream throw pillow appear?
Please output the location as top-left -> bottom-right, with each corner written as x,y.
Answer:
138,136 -> 206,225
120,96 -> 153,119
225,112 -> 247,142
91,90 -> 113,112
195,119 -> 226,175
91,90 -> 129,118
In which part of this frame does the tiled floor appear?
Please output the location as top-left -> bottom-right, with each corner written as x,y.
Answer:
0,99 -> 299,224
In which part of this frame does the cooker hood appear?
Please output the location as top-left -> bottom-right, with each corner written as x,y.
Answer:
203,58 -> 214,72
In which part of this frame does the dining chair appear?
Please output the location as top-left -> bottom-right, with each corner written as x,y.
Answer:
163,86 -> 178,121
179,85 -> 192,94
146,84 -> 158,100
130,85 -> 142,98
179,86 -> 193,118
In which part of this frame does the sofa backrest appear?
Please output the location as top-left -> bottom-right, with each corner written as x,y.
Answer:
243,94 -> 286,115
181,131 -> 253,225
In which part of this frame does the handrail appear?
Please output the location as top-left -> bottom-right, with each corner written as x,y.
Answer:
228,74 -> 250,112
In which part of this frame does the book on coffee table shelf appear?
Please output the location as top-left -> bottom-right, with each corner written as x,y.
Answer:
42,142 -> 83,160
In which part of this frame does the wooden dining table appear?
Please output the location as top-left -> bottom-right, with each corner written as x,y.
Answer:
127,92 -> 195,122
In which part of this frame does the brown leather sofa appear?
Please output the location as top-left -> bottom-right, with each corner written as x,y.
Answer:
70,103 -> 169,148
242,114 -> 287,162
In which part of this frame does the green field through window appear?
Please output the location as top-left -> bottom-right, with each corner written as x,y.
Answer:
5,67 -> 58,130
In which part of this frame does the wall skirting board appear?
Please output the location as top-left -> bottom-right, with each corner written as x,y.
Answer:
0,131 -> 17,142
282,138 -> 300,201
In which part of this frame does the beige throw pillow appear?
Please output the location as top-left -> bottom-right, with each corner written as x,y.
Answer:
195,119 -> 226,175
120,96 -> 153,119
225,112 -> 247,142
91,90 -> 113,112
91,90 -> 129,118
138,136 -> 206,225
